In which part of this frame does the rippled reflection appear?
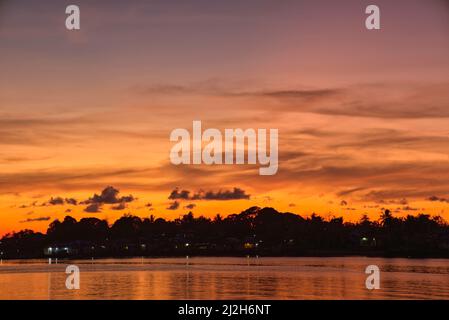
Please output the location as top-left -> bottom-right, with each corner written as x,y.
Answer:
0,257 -> 448,299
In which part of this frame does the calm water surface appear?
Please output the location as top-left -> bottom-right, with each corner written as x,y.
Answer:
0,257 -> 448,299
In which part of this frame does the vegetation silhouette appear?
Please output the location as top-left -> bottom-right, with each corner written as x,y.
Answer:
1,207 -> 449,259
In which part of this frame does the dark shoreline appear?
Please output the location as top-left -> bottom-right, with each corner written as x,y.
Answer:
4,251 -> 449,261
2,207 -> 449,261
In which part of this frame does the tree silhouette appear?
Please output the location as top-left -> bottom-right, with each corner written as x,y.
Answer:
1,206 -> 448,259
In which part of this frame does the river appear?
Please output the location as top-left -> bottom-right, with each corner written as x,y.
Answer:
0,257 -> 448,299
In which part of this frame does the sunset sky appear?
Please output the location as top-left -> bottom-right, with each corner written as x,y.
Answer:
1,0 -> 449,235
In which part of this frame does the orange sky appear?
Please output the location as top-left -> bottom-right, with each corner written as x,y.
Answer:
1,0 -> 449,235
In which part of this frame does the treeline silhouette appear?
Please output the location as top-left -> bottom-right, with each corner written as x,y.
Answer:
1,207 -> 449,259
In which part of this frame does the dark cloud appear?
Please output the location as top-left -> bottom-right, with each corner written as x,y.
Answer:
20,216 -> 51,223
363,204 -> 380,209
18,202 -> 36,209
168,188 -> 191,200
376,198 -> 409,205
192,188 -> 250,200
40,197 -> 78,206
427,196 -> 449,203
392,198 -> 408,205
47,197 -> 64,205
111,202 -> 127,210
167,201 -> 180,210
288,203 -> 296,207
84,203 -> 102,213
340,200 -> 348,206
184,203 -> 196,210
86,186 -> 135,204
401,206 -> 419,211
65,198 -> 78,205
161,153 -> 449,203
168,187 -> 250,201
20,197 -> 78,208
